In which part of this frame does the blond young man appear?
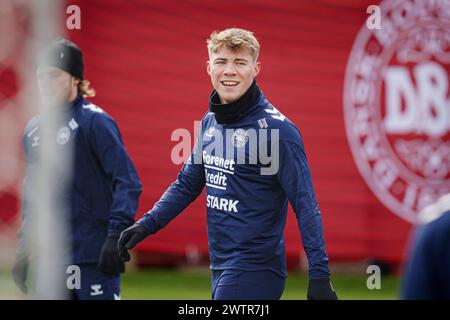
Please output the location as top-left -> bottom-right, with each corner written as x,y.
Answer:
119,28 -> 337,300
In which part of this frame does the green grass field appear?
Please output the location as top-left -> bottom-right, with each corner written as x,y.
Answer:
120,267 -> 400,300
0,266 -> 401,300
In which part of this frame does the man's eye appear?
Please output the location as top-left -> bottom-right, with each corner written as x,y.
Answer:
215,61 -> 225,64
237,62 -> 246,66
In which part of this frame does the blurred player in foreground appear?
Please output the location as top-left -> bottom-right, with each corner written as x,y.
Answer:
119,28 -> 337,300
402,193 -> 450,299
12,37 -> 142,299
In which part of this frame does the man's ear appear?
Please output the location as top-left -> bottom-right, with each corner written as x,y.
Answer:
206,61 -> 211,76
254,61 -> 261,77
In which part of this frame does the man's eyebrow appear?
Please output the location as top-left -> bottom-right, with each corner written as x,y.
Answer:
213,57 -> 249,63
234,58 -> 249,62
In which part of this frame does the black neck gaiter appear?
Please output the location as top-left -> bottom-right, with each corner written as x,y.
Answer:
209,79 -> 261,124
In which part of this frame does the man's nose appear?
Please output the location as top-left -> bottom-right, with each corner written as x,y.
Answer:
223,63 -> 237,76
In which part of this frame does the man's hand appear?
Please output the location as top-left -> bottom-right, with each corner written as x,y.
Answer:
12,255 -> 29,294
117,224 -> 149,262
307,278 -> 338,300
97,235 -> 124,277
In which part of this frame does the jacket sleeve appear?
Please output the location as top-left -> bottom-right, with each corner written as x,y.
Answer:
276,137 -> 330,280
137,126 -> 205,235
90,113 -> 142,236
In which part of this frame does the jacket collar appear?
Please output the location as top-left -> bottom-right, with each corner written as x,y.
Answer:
209,79 -> 261,125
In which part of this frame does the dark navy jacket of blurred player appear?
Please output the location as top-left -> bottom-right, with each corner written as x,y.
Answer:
21,96 -> 142,298
402,197 -> 450,300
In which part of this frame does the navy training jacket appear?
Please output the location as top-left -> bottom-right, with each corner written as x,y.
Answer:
20,97 -> 142,264
137,87 -> 330,280
402,208 -> 450,299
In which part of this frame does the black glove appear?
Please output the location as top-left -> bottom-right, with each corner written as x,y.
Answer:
307,278 -> 338,300
97,235 -> 124,277
12,254 -> 29,294
118,224 -> 149,262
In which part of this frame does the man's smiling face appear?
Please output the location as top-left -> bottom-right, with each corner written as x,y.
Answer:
207,45 -> 261,104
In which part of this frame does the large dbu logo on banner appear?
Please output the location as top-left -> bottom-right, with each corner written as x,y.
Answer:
344,0 -> 450,223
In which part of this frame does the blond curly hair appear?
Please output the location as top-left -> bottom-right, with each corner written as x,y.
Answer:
207,28 -> 260,62
77,79 -> 96,98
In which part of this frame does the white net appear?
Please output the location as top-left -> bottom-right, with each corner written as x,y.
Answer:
0,0 -> 70,299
